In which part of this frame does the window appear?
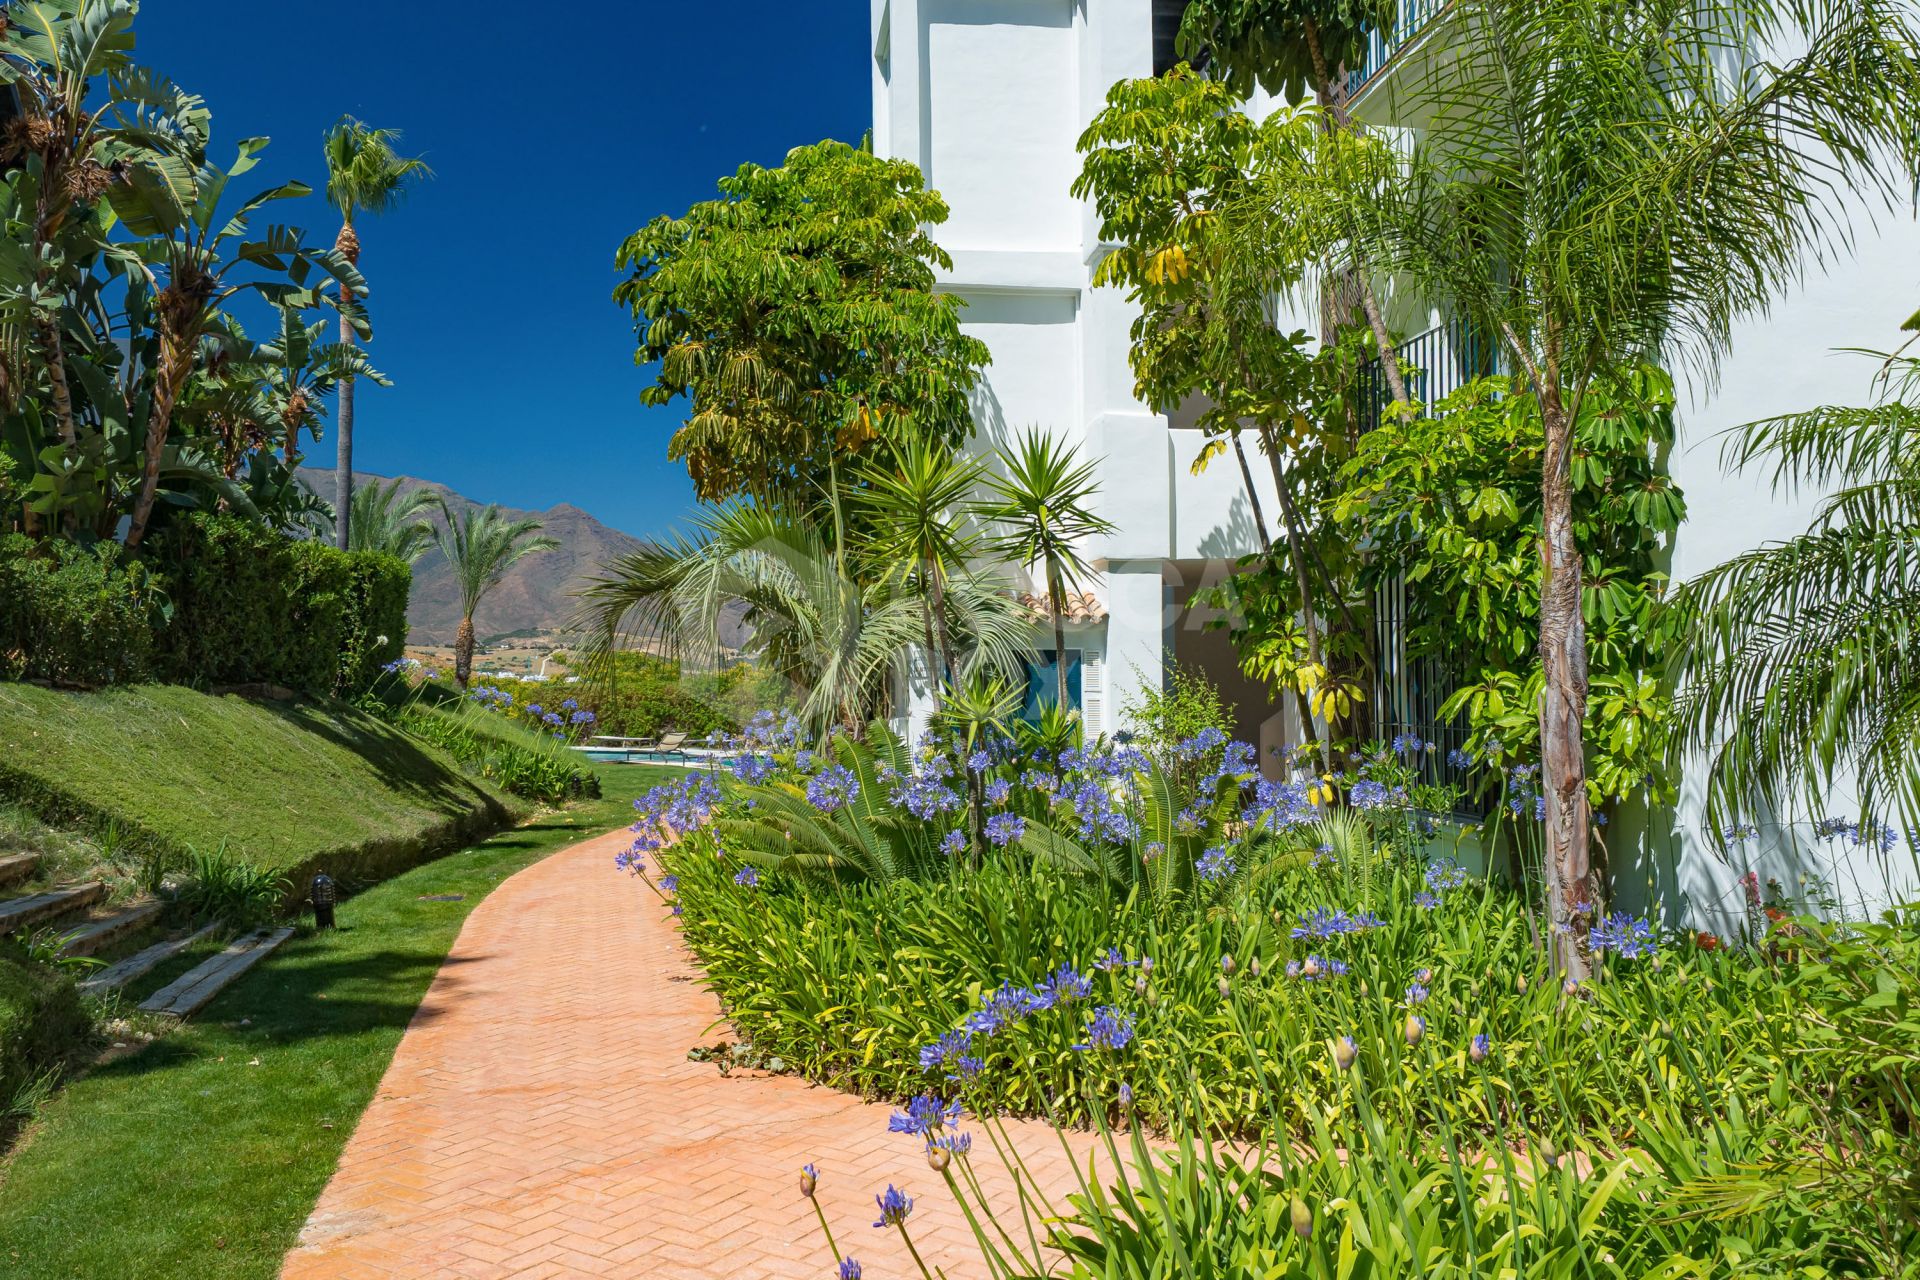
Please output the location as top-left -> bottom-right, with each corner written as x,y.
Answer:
1020,650 -> 1082,722
1152,0 -> 1193,76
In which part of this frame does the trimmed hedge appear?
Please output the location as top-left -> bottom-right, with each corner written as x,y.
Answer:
1,518 -> 406,697
0,952 -> 88,1109
149,515 -> 407,697
0,535 -> 159,685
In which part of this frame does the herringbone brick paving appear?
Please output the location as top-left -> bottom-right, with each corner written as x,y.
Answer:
282,825 -> 1106,1279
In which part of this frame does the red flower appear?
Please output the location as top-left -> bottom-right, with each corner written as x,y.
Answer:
1694,931 -> 1721,951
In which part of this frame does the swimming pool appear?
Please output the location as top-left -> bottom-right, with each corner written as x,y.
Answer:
574,747 -> 731,767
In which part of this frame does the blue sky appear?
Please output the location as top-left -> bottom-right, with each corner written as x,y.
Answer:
141,2 -> 871,538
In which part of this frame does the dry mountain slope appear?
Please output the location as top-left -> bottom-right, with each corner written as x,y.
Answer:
299,468 -> 643,646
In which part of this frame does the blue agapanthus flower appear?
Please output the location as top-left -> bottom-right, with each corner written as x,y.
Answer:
888,1094 -> 962,1138
1589,911 -> 1656,959
660,874 -> 679,895
965,983 -> 1040,1037
1414,890 -> 1441,909
984,778 -> 1012,805
919,1028 -> 974,1074
1027,963 -> 1094,1011
1196,846 -> 1236,882
806,764 -> 860,813
1073,1005 -> 1136,1052
966,750 -> 992,773
873,1185 -> 914,1227
839,1259 -> 862,1280
731,752 -> 778,784
733,865 -> 759,888
941,829 -> 968,856
1446,747 -> 1474,770
984,813 -> 1026,847
1425,859 -> 1472,892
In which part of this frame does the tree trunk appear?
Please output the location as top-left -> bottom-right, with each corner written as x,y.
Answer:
1302,17 -> 1412,409
455,615 -> 476,689
927,562 -> 958,693
1229,428 -> 1273,553
125,326 -> 195,549
1258,433 -> 1335,775
1538,389 -> 1593,980
35,314 -> 78,451
335,291 -> 356,551
1047,562 -> 1070,711
334,220 -> 362,552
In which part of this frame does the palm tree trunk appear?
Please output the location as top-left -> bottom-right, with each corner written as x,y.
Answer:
334,221 -> 361,552
335,291 -> 356,551
927,563 -> 958,693
455,615 -> 476,689
1538,387 -> 1592,980
1302,17 -> 1412,408
1044,562 -> 1071,711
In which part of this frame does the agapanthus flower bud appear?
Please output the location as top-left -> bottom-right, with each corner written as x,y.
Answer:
1134,974 -> 1148,996
1517,973 -> 1528,994
1333,1035 -> 1358,1071
1217,975 -> 1232,999
1469,1033 -> 1490,1064
1415,967 -> 1433,983
839,1259 -> 862,1280
926,1144 -> 951,1172
1247,956 -> 1261,979
1302,956 -> 1322,979
1221,953 -> 1236,976
1290,1196 -> 1313,1240
1405,1013 -> 1426,1047
1562,978 -> 1580,998
800,1163 -> 818,1198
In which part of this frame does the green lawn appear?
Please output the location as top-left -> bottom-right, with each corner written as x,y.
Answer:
0,683 -> 516,884
0,763 -> 672,1280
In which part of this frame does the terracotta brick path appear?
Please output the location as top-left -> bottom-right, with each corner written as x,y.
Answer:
282,826 -> 1109,1279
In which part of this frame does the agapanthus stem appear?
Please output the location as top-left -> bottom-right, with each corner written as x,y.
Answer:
810,1198 -> 841,1264
895,1221 -> 943,1280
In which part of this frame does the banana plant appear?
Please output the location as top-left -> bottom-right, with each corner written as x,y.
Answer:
105,133 -> 365,546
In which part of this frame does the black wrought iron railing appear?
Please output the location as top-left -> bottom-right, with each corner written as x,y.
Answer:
1356,319 -> 1498,811
1344,0 -> 1454,100
1352,317 -> 1497,433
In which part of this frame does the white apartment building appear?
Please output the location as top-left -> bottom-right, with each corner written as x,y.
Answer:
869,0 -> 1920,927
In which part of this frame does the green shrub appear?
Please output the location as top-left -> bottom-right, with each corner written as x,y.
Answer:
0,951 -> 88,1117
400,701 -> 600,804
0,534 -> 159,685
147,514 -> 405,697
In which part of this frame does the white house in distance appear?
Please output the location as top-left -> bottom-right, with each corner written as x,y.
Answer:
868,0 -> 1920,927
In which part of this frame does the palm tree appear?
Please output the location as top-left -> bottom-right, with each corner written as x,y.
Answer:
1346,0 -> 1919,976
977,430 -> 1116,710
1672,348 -> 1920,839
852,438 -> 985,698
343,480 -> 437,564
573,503 -> 1032,736
323,117 -> 431,551
432,497 -> 558,687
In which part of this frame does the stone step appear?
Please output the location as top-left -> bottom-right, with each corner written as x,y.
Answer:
0,852 -> 38,891
138,927 -> 294,1020
79,923 -> 223,996
58,901 -> 165,958
0,882 -> 107,936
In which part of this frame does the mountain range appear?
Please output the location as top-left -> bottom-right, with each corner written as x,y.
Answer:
299,468 -> 647,646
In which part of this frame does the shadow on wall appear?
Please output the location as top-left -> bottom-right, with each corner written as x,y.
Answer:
1608,759 -> 1920,935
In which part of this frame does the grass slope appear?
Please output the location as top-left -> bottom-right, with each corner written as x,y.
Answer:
0,683 -> 516,884
0,763 -> 672,1279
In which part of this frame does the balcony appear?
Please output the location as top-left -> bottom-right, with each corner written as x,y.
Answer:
1353,317 -> 1498,434
1344,0 -> 1454,103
